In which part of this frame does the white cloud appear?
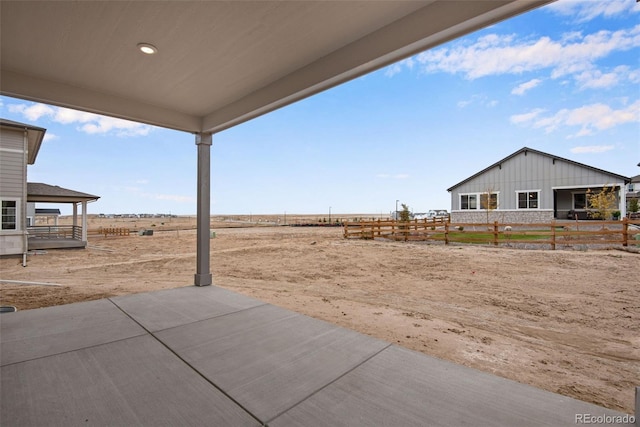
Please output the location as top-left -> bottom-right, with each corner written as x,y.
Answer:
8,103 -> 55,120
511,78 -> 542,95
510,108 -> 545,124
394,174 -> 409,179
574,65 -> 640,89
511,101 -> 639,136
570,145 -> 615,154
7,102 -> 154,137
404,25 -> 640,86
546,0 -> 639,23
385,57 -> 415,77
457,94 -> 498,108
43,133 -> 58,142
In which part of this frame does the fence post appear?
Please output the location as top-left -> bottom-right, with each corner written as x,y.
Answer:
343,223 -> 347,239
551,220 -> 556,250
622,217 -> 628,247
493,221 -> 499,246
445,222 -> 449,245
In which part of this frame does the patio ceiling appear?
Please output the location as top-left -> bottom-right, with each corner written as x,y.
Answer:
1,1 -> 552,134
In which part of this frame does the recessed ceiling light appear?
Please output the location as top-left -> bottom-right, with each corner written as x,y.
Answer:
137,43 -> 157,55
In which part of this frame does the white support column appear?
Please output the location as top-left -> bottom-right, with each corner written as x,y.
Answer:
81,201 -> 88,242
619,183 -> 627,220
72,203 -> 78,227
194,132 -> 213,286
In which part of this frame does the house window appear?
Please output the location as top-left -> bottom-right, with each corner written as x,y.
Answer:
1,200 -> 18,230
573,193 -> 587,209
480,193 -> 498,210
460,194 -> 477,210
460,192 -> 498,210
517,191 -> 539,209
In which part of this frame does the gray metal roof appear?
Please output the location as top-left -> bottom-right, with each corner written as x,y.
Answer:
35,208 -> 61,215
447,147 -> 631,192
27,182 -> 100,203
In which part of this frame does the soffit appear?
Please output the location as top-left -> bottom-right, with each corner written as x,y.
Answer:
1,1 -> 553,134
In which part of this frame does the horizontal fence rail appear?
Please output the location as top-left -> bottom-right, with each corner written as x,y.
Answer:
91,227 -> 131,237
343,218 -> 640,249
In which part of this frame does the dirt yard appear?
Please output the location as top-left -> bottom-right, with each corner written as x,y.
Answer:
1,217 -> 638,414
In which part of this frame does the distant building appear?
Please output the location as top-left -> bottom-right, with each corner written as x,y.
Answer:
447,147 -> 630,223
1,119 -> 99,257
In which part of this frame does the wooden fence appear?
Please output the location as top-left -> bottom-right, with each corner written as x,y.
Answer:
343,218 -> 640,249
91,227 -> 131,237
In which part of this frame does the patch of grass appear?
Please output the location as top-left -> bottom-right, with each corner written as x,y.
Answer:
430,231 -> 550,243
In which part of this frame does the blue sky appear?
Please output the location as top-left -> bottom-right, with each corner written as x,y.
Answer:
2,0 -> 639,216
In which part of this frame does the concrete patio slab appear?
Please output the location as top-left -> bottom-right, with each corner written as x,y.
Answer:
110,285 -> 265,332
0,299 -> 145,366
156,303 -> 390,423
0,285 -> 634,426
270,345 -> 630,427
1,334 -> 259,427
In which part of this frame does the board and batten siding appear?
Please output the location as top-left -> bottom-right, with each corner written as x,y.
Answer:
450,150 -> 624,211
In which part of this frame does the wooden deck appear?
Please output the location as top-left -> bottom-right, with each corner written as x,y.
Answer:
28,237 -> 86,250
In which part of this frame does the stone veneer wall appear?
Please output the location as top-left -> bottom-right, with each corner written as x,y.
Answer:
450,210 -> 554,224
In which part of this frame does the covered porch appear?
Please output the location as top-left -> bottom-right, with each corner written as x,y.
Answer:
554,184 -> 626,220
26,183 -> 99,250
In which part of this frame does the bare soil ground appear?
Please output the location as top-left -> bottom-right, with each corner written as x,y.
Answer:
1,216 -> 638,413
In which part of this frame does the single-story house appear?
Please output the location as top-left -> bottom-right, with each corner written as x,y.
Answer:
0,119 -> 99,257
30,207 -> 61,226
447,147 -> 631,224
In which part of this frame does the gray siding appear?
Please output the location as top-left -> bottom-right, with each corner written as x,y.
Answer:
450,151 -> 625,211
0,127 -> 24,150
0,128 -> 26,198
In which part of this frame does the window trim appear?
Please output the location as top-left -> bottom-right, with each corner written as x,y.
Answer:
459,191 -> 500,210
516,190 -> 541,210
1,198 -> 20,231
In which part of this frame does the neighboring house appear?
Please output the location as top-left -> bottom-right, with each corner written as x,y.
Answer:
31,208 -> 62,226
1,119 -> 46,256
447,147 -> 631,224
0,119 -> 99,257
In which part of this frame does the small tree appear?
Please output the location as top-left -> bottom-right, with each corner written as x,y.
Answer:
399,203 -> 411,222
629,198 -> 639,214
586,186 -> 617,220
480,187 -> 498,225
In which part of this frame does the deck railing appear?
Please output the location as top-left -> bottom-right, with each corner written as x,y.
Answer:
27,225 -> 82,240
